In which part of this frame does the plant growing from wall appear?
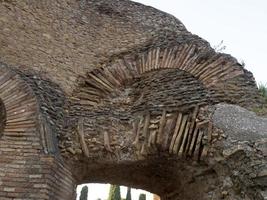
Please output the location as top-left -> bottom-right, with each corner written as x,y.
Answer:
80,185 -> 88,200
253,83 -> 267,116
259,83 -> 267,100
258,83 -> 267,112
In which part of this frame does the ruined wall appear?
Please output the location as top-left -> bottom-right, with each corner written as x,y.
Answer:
0,0 -> 265,200
0,0 -> 259,104
0,0 -> 186,94
0,65 -> 75,199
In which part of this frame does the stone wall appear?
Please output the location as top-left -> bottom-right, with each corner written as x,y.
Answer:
0,1 -> 265,200
0,0 -> 186,94
0,65 -> 75,199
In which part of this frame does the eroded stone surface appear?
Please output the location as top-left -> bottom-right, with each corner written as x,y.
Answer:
213,104 -> 267,141
0,1 -> 266,200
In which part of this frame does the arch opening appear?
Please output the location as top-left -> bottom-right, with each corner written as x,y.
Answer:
67,65 -> 221,200
71,155 -> 220,200
76,183 -> 156,200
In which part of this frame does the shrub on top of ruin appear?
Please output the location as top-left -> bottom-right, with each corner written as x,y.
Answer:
253,83 -> 267,116
258,83 -> 267,99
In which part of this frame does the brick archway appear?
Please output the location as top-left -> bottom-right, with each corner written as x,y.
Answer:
0,1 -> 265,199
0,46 -> 264,199
0,65 -> 75,199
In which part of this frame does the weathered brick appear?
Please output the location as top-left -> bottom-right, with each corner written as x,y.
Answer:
3,187 -> 15,192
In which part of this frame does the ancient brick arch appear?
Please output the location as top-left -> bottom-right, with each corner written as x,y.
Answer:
0,49 -> 261,200
73,44 -> 257,108
65,43 -> 257,163
0,1 -> 266,200
0,66 -> 37,139
0,65 -> 74,199
65,46 -> 263,200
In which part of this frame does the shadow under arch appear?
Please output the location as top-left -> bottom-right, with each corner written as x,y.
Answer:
61,43 -> 260,200
73,157 -> 218,200
69,67 -> 218,200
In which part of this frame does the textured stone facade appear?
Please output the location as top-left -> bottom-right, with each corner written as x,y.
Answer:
0,0 -> 266,200
0,65 -> 75,199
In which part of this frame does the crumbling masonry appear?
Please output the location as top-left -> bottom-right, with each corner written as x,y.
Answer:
0,0 -> 266,199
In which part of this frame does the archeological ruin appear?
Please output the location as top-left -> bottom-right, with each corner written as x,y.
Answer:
0,0 -> 266,199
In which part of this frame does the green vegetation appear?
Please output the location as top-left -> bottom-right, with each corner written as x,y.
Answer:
126,187 -> 132,200
253,83 -> 267,116
108,185 -> 121,200
258,83 -> 267,109
79,185 -> 88,200
259,83 -> 267,99
213,40 -> 226,53
138,193 -> 146,200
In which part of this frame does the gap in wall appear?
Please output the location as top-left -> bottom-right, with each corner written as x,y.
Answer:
76,183 -> 156,200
